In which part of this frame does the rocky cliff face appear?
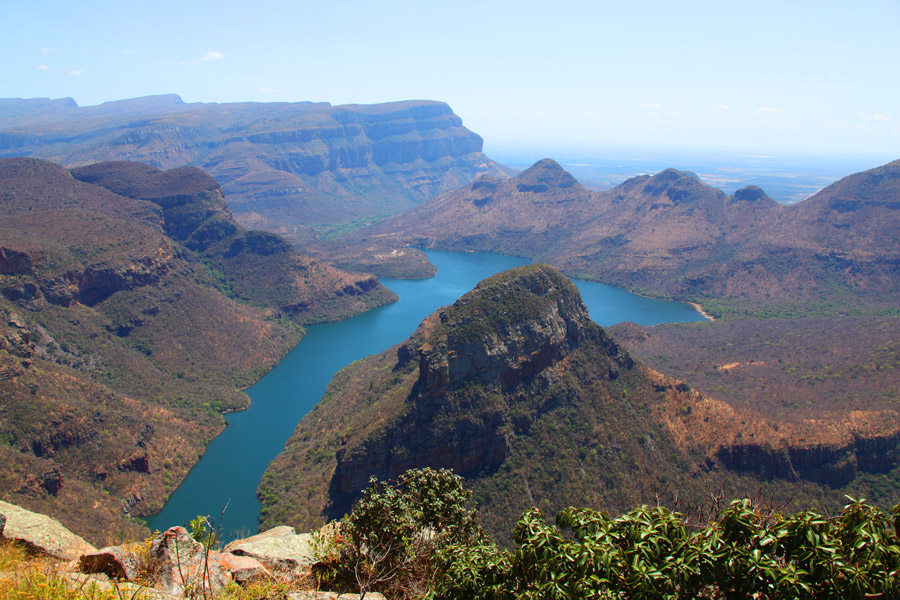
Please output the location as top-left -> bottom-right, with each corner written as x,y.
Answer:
329,266 -> 628,503
258,265 -> 688,539
0,96 -> 510,242
69,160 -> 396,324
414,266 -> 598,398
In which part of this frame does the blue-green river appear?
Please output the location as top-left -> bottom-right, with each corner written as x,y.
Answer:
146,251 -> 706,539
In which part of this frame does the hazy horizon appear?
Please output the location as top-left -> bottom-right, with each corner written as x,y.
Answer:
4,0 -> 897,159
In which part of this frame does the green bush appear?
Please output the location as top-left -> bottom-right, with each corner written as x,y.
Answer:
313,468 -> 482,599
432,496 -> 900,600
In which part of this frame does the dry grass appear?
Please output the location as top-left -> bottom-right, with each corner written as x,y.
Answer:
0,540 -> 128,600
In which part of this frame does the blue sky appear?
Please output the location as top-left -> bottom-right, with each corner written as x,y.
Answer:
2,0 -> 897,159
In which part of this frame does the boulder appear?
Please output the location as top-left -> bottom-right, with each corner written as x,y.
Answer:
224,525 -> 316,570
221,552 -> 271,584
149,526 -> 231,596
0,499 -> 96,560
79,546 -> 141,581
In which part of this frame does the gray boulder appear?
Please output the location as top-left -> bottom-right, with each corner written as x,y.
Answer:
0,499 -> 96,561
224,525 -> 316,570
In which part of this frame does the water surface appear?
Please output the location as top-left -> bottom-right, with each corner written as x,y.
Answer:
146,251 -> 705,539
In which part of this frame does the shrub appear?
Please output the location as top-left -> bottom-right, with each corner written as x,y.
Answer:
313,468 -> 481,599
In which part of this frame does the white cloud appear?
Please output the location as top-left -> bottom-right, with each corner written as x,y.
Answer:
121,49 -> 135,55
863,113 -> 889,121
201,50 -> 224,62
713,104 -> 730,111
756,107 -> 783,113
641,102 -> 662,109
179,50 -> 225,67
37,64 -> 49,70
69,69 -> 85,76
41,47 -> 54,54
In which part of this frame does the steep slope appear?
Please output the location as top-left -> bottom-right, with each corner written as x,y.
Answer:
360,158 -> 900,312
776,159 -> 900,258
363,159 -> 598,257
0,157 -> 384,544
0,95 -> 510,242
259,265 -> 900,541
69,161 -> 395,323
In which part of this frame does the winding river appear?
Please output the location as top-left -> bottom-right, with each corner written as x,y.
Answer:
146,251 -> 706,539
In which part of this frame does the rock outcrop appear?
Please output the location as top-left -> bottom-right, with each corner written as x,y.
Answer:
79,545 -> 143,581
0,499 -> 96,560
329,265 -> 625,503
258,265 -> 692,539
149,527 -> 232,596
223,525 -> 316,571
73,524 -> 334,596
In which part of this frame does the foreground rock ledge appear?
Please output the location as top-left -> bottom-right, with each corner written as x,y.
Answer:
0,499 -> 96,561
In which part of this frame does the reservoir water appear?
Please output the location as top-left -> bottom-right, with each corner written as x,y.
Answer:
146,251 -> 706,539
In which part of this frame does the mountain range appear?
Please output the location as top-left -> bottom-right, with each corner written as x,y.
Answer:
0,95 -> 510,243
354,158 -> 900,313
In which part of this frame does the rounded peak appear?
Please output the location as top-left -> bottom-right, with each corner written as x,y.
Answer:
805,158 -> 900,208
429,264 -> 587,346
642,168 -> 716,202
515,159 -> 579,189
732,185 -> 773,203
649,168 -> 701,184
72,161 -> 220,200
473,263 -> 575,295
525,158 -> 565,171
0,157 -> 71,179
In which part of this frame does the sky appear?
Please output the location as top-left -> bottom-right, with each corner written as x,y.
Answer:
2,0 -> 898,160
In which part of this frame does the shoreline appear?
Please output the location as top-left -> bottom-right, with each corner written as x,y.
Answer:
688,301 -> 715,321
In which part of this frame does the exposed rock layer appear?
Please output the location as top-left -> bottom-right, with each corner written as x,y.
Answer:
0,95 -> 510,241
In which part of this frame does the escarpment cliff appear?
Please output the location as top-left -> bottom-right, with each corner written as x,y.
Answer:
0,95 -> 510,241
70,161 -> 395,324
